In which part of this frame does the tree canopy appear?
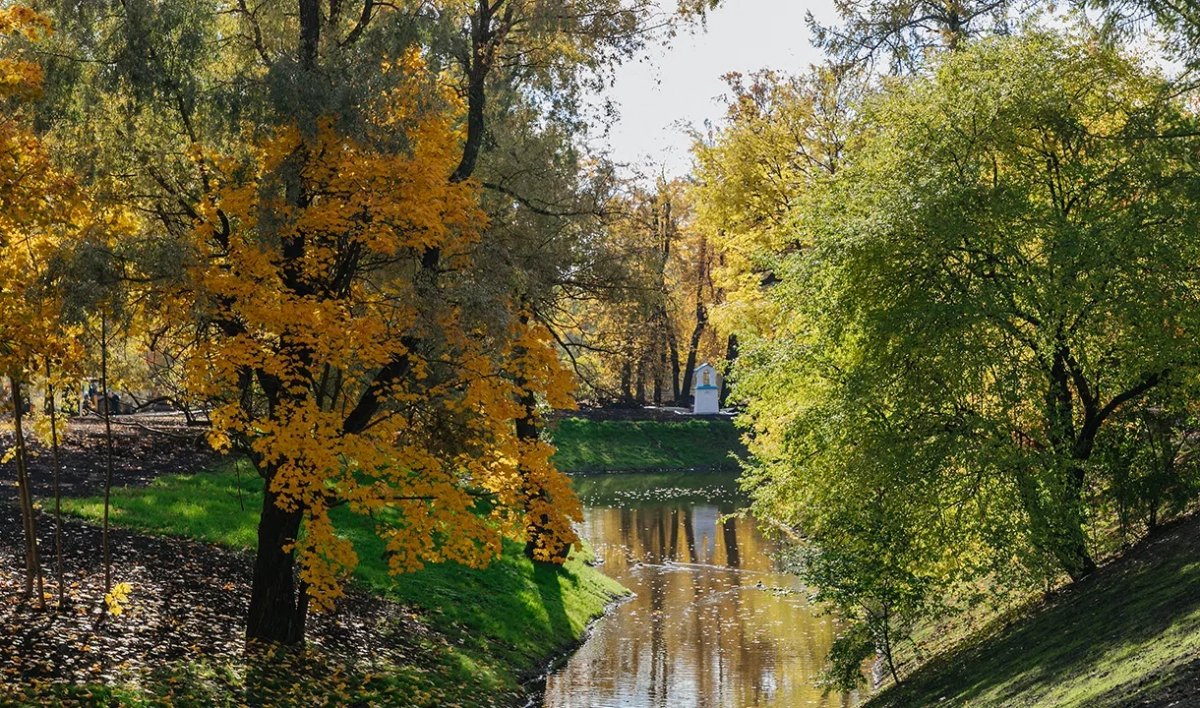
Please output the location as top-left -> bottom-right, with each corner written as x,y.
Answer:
729,30 -> 1200,686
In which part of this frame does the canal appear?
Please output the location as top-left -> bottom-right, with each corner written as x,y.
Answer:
539,471 -> 858,708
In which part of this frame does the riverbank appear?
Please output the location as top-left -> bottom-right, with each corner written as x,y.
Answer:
1,414 -> 741,706
866,513 -> 1200,708
2,464 -> 626,707
550,417 -> 745,473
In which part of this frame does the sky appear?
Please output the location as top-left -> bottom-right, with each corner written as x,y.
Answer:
597,0 -> 839,178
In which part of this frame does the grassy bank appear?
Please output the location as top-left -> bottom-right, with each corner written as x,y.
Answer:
550,418 -> 744,473
46,464 -> 625,707
867,516 -> 1200,708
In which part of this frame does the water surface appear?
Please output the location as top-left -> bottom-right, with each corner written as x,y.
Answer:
541,471 -> 857,708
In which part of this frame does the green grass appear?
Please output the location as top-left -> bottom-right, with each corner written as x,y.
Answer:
55,463 -> 626,707
549,418 -> 744,473
868,518 -> 1200,708
7,647 -> 504,708
571,469 -> 743,508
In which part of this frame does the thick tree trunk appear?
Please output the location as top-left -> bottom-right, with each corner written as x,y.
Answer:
246,485 -> 307,645
635,359 -> 646,404
1058,464 -> 1097,580
298,0 -> 319,69
680,309 -> 707,405
620,361 -> 634,406
1013,462 -> 1097,581
1034,349 -> 1097,581
669,335 -> 681,403
1053,526 -> 1096,581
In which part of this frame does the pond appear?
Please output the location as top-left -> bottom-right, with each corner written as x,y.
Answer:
538,471 -> 859,708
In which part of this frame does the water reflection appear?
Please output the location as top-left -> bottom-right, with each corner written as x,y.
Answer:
542,472 -> 857,708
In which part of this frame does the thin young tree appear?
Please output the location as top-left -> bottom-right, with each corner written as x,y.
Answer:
9,376 -> 45,607
44,361 -> 67,610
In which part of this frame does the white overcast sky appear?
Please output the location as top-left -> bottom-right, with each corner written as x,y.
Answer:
597,0 -> 840,178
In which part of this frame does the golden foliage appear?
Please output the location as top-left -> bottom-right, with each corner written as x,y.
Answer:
0,6 -> 90,392
185,51 -> 580,611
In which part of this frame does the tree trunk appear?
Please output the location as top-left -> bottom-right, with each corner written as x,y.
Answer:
246,484 -> 307,645
719,334 -> 738,408
1057,464 -> 1097,580
11,375 -> 43,606
1034,350 -> 1097,581
680,308 -> 707,405
680,233 -> 710,404
100,314 -> 116,596
1013,462 -> 1097,581
519,388 -> 570,563
653,352 -> 663,406
635,359 -> 646,404
298,0 -> 319,70
1053,524 -> 1096,581
620,361 -> 634,406
46,363 -> 65,610
669,334 -> 681,403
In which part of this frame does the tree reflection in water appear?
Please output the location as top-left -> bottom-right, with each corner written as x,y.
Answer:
541,472 -> 859,708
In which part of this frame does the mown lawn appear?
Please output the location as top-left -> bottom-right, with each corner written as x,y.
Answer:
550,418 -> 744,472
868,517 -> 1200,708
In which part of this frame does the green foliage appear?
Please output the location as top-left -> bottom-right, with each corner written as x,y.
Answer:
689,65 -> 863,338
549,418 -> 744,472
735,29 -> 1200,686
1095,400 -> 1200,538
823,622 -> 877,693
810,0 -> 1028,71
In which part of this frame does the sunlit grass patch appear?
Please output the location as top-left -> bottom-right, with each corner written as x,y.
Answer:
56,462 -> 626,706
868,521 -> 1200,708
550,418 -> 744,473
5,643 -> 513,707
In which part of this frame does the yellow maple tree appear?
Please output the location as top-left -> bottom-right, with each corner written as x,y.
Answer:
0,5 -> 95,606
183,50 -> 579,643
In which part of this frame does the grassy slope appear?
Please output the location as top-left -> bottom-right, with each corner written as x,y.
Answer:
868,517 -> 1200,708
550,418 -> 743,472
33,418 -> 733,705
58,464 -> 625,706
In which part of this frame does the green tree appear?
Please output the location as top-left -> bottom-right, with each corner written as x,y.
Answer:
689,65 -> 862,380
738,30 -> 1200,683
809,0 -> 1027,71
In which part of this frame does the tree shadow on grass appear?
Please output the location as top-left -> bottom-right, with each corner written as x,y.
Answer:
531,557 -> 574,660
874,519 -> 1200,708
